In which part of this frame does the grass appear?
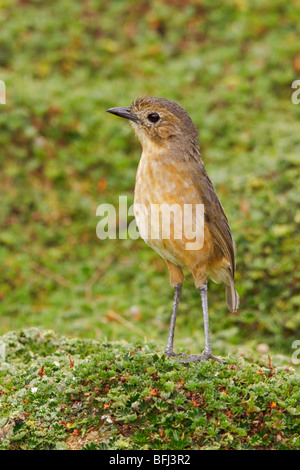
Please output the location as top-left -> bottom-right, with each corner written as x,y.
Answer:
0,327 -> 299,450
0,0 -> 300,450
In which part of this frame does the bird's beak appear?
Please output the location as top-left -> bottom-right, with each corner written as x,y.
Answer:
106,106 -> 139,122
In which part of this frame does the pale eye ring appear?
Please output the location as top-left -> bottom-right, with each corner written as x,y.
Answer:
147,113 -> 160,123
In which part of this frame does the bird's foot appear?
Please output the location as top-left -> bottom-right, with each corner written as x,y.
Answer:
165,349 -> 189,358
166,349 -> 226,364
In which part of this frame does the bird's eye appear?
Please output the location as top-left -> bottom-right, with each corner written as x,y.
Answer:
147,113 -> 160,123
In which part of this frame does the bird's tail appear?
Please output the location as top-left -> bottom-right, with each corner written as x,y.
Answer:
226,281 -> 239,313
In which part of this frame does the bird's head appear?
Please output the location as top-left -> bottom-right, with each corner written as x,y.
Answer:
107,97 -> 199,153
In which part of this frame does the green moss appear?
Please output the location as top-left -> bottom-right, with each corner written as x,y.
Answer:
0,328 -> 299,450
0,0 -> 300,450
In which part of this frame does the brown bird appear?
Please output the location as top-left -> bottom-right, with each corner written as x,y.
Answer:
107,97 -> 239,363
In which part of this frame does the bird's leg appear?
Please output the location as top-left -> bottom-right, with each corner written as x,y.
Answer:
178,284 -> 225,364
165,284 -> 188,357
199,284 -> 212,357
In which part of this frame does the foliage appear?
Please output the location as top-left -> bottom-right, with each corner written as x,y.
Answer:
1,0 -> 300,353
0,328 -> 299,450
0,0 -> 300,450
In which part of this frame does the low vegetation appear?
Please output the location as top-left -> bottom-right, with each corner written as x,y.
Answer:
0,0 -> 299,450
0,328 -> 299,450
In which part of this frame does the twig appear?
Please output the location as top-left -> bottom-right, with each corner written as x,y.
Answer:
85,267 -> 104,301
106,310 -> 150,339
31,261 -> 72,288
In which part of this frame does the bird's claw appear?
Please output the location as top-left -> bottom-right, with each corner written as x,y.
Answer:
165,349 -> 189,357
166,350 -> 226,364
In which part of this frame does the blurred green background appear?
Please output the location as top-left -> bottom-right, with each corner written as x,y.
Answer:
0,0 -> 300,360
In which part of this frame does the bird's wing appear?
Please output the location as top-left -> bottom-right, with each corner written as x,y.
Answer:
192,163 -> 236,277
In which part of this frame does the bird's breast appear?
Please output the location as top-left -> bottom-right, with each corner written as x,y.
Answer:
133,150 -> 209,267
134,150 -> 199,204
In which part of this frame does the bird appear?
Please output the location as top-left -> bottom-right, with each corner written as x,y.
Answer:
107,97 -> 239,363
